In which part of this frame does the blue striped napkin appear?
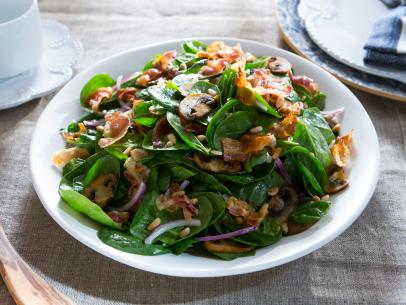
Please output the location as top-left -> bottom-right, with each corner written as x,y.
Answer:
363,3 -> 406,69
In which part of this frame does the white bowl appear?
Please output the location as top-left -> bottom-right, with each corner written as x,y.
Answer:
30,38 -> 379,277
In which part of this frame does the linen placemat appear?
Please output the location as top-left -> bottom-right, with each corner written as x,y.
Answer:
1,0 -> 405,304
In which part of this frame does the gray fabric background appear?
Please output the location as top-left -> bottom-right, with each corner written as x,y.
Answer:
1,0 -> 405,304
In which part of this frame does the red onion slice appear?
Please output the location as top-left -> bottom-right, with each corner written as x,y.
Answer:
116,74 -> 123,90
321,107 -> 345,122
275,158 -> 293,186
83,119 -> 105,128
116,182 -> 146,212
196,226 -> 257,242
179,180 -> 190,191
144,219 -> 201,245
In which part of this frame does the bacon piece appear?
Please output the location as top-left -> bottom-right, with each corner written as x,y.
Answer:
117,87 -> 137,104
270,113 -> 298,139
192,154 -> 241,173
98,112 -> 131,148
222,138 -> 248,162
52,147 -> 89,168
241,134 -> 276,155
331,130 -> 353,167
153,50 -> 177,72
152,117 -> 171,147
107,211 -> 129,224
136,68 -> 162,86
86,87 -> 113,111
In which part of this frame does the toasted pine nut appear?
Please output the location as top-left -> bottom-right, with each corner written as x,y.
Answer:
123,147 -> 133,155
179,63 -> 187,70
312,195 -> 321,201
96,126 -> 104,133
211,150 -> 223,156
147,218 -> 161,230
165,141 -> 175,147
267,186 -> 279,196
167,133 -> 177,144
197,134 -> 206,142
249,126 -> 263,134
281,222 -> 288,234
236,217 -> 244,225
207,88 -> 217,96
321,194 -> 330,201
179,227 -> 191,238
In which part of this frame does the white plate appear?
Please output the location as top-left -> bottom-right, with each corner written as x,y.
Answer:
299,0 -> 406,84
0,20 -> 82,110
30,38 -> 380,277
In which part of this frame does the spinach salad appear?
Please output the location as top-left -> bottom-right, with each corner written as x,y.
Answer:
53,41 -> 352,260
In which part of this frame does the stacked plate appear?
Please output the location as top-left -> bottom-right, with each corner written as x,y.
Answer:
276,0 -> 406,101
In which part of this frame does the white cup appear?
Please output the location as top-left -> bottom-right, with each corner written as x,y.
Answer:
0,0 -> 43,79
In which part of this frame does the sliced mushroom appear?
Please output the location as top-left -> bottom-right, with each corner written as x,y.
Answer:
270,186 -> 299,225
204,240 -> 254,253
83,173 -> 117,207
324,167 -> 349,194
192,154 -> 241,173
179,93 -> 216,121
286,220 -> 314,235
268,56 -> 292,74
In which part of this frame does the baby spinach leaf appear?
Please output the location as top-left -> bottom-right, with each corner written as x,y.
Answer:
277,140 -> 300,153
83,155 -> 121,188
62,158 -> 86,176
218,67 -> 237,104
166,112 -> 210,155
245,56 -> 269,69
80,73 -> 116,107
185,59 -> 206,74
156,166 -> 171,193
212,111 -> 257,150
133,100 -> 161,128
301,108 -> 335,144
59,189 -> 122,229
105,147 -> 128,161
206,98 -> 239,148
182,41 -> 207,53
190,171 -> 231,195
245,150 -> 272,171
130,191 -> 160,240
191,192 -> 226,225
171,238 -> 196,255
145,86 -> 181,111
98,228 -> 171,255
254,92 -> 281,118
293,121 -> 332,168
290,200 -> 331,224
190,81 -> 220,96
171,73 -> 200,87
169,164 -> 197,181
108,132 -> 144,150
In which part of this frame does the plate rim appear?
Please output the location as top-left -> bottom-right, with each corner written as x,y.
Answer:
30,37 -> 380,277
275,0 -> 406,102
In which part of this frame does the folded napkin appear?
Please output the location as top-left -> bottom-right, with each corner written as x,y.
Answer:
363,3 -> 406,69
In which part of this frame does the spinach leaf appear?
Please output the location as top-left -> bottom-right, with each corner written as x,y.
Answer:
212,111 -> 257,150
206,98 -> 239,148
130,191 -> 160,240
218,67 -> 237,104
108,132 -> 144,149
285,146 -> 327,196
190,81 -> 220,96
98,227 -> 171,255
104,147 -> 128,161
245,56 -> 269,69
290,200 -> 331,224
190,171 -> 231,195
276,140 -> 299,153
62,158 -> 86,176
182,41 -> 207,54
80,74 -> 116,107
133,100 -> 161,127
82,155 -> 121,188
185,59 -> 206,74
169,164 -> 197,181
145,86 -> 181,111
245,150 -> 272,171
191,192 -> 226,225
171,73 -> 200,87
156,166 -> 171,193
254,92 -> 281,118
301,108 -> 335,144
59,189 -> 122,229
171,238 -> 196,255
166,112 -> 210,155
293,121 -> 332,168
